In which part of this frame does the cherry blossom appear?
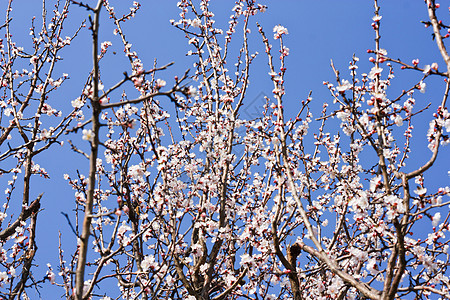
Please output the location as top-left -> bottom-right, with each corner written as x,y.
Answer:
82,129 -> 94,142
418,80 -> 426,93
0,0 -> 448,299
71,97 -> 84,109
273,25 -> 288,39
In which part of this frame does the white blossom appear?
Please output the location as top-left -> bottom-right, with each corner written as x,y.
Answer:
82,129 -> 95,142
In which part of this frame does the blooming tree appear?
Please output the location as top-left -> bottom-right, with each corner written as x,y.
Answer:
0,0 -> 449,299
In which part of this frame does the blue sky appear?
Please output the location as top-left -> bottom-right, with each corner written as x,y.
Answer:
1,0 -> 449,298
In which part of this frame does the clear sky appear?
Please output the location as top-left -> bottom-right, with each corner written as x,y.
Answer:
1,0 -> 448,298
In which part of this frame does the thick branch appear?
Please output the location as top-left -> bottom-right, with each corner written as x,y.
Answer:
0,194 -> 42,241
75,1 -> 103,299
427,1 -> 450,74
